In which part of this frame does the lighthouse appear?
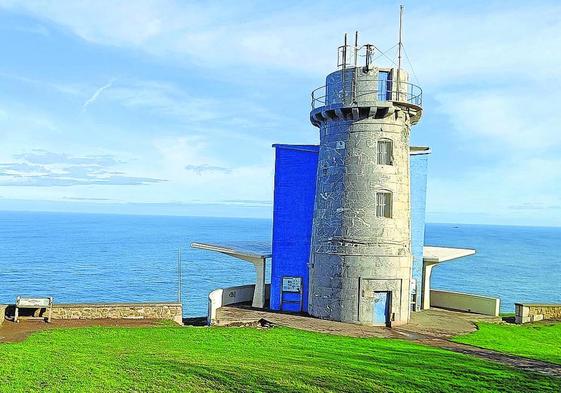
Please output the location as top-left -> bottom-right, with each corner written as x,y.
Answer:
307,28 -> 423,326
195,11 -> 484,327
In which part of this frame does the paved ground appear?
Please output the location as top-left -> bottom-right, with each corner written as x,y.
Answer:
0,319 -> 162,343
215,305 -> 500,339
398,308 -> 501,338
215,305 -> 403,338
215,305 -> 561,378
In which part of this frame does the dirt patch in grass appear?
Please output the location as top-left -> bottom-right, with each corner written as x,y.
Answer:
0,319 -> 163,343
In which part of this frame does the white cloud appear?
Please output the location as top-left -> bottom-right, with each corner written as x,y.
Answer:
0,149 -> 165,187
153,135 -> 211,170
101,80 -> 221,122
2,1 -> 560,83
91,79 -> 283,147
184,164 -> 231,175
0,71 -> 91,99
428,156 -> 561,225
149,134 -> 273,203
2,1 -> 561,222
434,87 -> 561,152
406,4 -> 561,84
0,1 -> 380,74
1,0 -> 181,45
82,79 -> 115,110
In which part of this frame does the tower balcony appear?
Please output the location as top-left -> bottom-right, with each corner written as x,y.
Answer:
310,76 -> 422,127
311,78 -> 422,110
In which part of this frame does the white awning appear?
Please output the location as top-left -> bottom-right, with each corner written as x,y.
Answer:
423,246 -> 475,264
191,242 -> 271,260
191,242 -> 270,309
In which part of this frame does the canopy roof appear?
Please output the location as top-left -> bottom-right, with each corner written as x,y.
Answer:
191,243 -> 473,264
191,242 -> 271,260
423,246 -> 475,264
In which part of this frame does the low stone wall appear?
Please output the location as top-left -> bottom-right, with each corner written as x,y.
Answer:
515,303 -> 561,324
0,305 -> 7,326
51,302 -> 183,325
430,289 -> 500,316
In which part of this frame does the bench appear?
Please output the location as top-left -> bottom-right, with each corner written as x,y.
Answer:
15,297 -> 53,323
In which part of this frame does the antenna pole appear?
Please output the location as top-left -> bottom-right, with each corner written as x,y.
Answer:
177,248 -> 182,304
342,33 -> 347,103
354,31 -> 359,67
398,5 -> 404,71
341,32 -> 348,69
397,5 -> 404,101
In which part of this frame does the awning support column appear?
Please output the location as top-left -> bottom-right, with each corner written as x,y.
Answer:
215,253 -> 267,308
421,246 -> 476,310
421,261 -> 437,310
251,257 -> 267,308
191,242 -> 270,309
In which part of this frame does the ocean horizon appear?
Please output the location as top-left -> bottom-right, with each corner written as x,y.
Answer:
0,210 -> 559,316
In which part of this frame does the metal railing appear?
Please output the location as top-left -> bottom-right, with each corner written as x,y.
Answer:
311,79 -> 422,110
337,44 -> 376,69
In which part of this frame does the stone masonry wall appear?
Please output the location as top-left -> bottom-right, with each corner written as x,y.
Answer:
309,66 -> 419,326
50,303 -> 183,325
0,305 -> 6,326
515,303 -> 561,324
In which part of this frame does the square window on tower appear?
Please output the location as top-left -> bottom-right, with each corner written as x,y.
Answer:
376,192 -> 393,218
377,140 -> 393,165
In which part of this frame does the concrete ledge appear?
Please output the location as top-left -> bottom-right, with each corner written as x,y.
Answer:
430,289 -> 500,316
515,303 -> 561,324
208,284 -> 270,325
50,302 -> 183,325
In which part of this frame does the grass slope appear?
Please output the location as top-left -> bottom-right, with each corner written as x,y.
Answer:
0,325 -> 559,392
454,321 -> 561,365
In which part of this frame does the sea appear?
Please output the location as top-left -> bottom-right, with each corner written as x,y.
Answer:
0,211 -> 559,316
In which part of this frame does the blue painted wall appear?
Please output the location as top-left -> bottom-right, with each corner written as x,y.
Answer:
271,145 -> 429,313
410,151 -> 429,309
270,144 -> 319,312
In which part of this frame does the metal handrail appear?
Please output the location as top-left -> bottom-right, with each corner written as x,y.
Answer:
311,79 -> 422,110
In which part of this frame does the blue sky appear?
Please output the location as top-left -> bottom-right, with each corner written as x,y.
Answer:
0,0 -> 560,226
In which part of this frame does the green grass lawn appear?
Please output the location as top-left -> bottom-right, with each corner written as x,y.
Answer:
454,321 -> 561,365
0,325 -> 559,392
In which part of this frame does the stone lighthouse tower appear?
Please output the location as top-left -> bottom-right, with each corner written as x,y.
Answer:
308,30 -> 422,327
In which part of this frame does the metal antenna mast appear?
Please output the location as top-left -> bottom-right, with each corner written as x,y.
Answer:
341,33 -> 348,103
397,4 -> 404,101
354,31 -> 359,67
398,5 -> 404,71
177,248 -> 182,304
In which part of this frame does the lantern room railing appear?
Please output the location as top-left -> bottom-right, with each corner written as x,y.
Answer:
311,79 -> 422,110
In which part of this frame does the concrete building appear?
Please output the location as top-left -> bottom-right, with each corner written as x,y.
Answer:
269,145 -> 431,324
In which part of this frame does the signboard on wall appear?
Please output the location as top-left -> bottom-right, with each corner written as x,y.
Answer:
282,277 -> 302,293
16,297 -> 52,307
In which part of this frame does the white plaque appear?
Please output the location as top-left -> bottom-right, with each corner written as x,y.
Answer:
282,277 -> 302,293
17,297 -> 51,307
